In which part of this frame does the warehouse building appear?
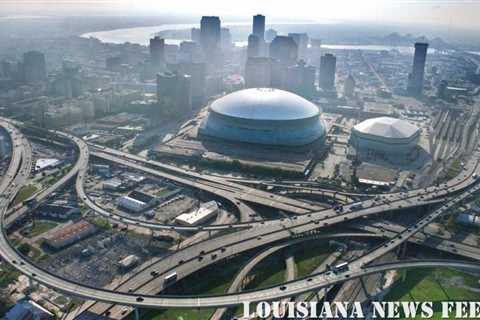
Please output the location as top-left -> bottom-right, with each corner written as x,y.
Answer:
117,190 -> 156,213
175,201 -> 219,226
43,221 -> 97,250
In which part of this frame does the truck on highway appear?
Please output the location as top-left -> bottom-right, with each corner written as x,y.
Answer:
350,203 -> 363,210
164,272 -> 178,285
332,262 -> 349,274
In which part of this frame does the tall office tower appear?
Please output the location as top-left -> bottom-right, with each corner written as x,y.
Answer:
200,16 -> 221,54
178,41 -> 200,63
245,57 -> 272,88
247,34 -> 261,58
344,74 -> 356,97
0,135 -> 7,159
22,51 -> 47,84
170,62 -> 206,106
0,60 -> 17,79
51,60 -> 83,98
286,61 -> 316,98
269,36 -> 298,66
265,28 -> 278,43
288,33 -> 309,61
253,14 -> 266,40
157,71 -> 192,113
149,36 -> 166,71
270,60 -> 289,89
319,53 -> 337,90
191,28 -> 201,43
437,80 -> 448,99
221,28 -> 232,50
177,74 -> 192,112
407,42 -> 429,96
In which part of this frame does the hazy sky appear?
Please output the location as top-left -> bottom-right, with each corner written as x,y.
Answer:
1,0 -> 480,30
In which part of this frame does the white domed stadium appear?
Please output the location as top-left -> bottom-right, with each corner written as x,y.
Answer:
350,117 -> 420,161
199,88 -> 326,146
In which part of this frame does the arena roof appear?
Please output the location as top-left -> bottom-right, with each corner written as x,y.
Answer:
209,88 -> 320,121
353,117 -> 419,139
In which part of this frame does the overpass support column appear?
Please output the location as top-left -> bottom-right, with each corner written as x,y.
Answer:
359,277 -> 371,300
134,307 -> 139,320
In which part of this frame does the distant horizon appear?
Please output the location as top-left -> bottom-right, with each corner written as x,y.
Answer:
1,0 -> 480,31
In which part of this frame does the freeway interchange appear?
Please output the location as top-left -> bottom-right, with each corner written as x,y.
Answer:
1,118 -> 480,315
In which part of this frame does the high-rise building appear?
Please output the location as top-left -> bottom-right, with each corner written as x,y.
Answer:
269,36 -> 298,66
157,72 -> 192,113
344,74 -> 356,97
200,16 -> 221,54
51,60 -> 83,98
265,29 -> 278,43
178,41 -> 200,63
149,36 -> 166,71
221,28 -> 232,50
169,62 -> 206,106
191,28 -> 201,43
319,53 -> 336,90
253,14 -> 265,41
245,57 -> 271,88
22,51 -> 47,84
407,42 -> 429,96
247,34 -> 261,58
288,33 -> 309,61
286,61 -> 316,98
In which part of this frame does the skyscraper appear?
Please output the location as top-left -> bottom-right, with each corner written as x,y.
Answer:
191,28 -> 201,43
149,36 -> 166,71
178,41 -> 200,63
170,62 -> 206,107
253,14 -> 265,41
288,33 -> 309,61
245,57 -> 271,88
200,16 -> 221,54
247,34 -> 261,58
286,61 -> 316,98
269,36 -> 298,66
319,53 -> 337,90
157,71 -> 192,113
407,42 -> 429,96
265,29 -> 278,43
221,28 -> 232,50
22,51 -> 47,84
344,74 -> 356,97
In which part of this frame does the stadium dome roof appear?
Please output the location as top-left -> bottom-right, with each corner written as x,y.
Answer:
209,88 -> 320,121
353,117 -> 419,139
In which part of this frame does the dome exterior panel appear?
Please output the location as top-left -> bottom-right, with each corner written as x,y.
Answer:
199,88 -> 326,146
209,88 -> 320,121
350,116 -> 420,161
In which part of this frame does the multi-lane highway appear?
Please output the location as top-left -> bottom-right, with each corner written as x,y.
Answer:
1,119 -> 480,314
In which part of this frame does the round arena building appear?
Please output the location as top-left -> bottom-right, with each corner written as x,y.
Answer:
349,117 -> 420,161
199,88 -> 326,146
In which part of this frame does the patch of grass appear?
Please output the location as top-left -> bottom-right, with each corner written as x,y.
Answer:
13,184 -> 37,205
134,253 -> 253,320
445,160 -> 462,180
386,268 -> 480,319
24,222 -> 58,238
0,262 -> 20,289
93,217 -> 112,230
292,242 -> 333,278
